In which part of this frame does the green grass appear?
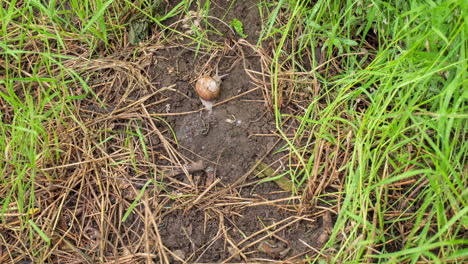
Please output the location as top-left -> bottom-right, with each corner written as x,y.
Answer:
261,0 -> 467,262
1,0 -> 466,263
0,0 -> 124,257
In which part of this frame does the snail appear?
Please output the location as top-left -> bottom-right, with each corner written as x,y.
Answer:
195,68 -> 227,112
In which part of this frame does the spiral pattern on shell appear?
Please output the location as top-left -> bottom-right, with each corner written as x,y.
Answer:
195,76 -> 221,101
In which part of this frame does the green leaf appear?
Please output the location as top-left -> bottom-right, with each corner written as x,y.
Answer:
122,180 -> 152,222
29,220 -> 51,243
229,18 -> 248,38
337,37 -> 358,46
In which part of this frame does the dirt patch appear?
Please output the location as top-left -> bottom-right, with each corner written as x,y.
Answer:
158,50 -> 275,185
116,0 -> 334,261
140,2 -> 329,262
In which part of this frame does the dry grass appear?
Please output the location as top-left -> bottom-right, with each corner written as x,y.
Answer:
0,16 -> 334,263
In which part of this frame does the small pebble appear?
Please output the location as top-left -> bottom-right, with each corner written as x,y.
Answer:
173,249 -> 185,261
227,246 -> 241,261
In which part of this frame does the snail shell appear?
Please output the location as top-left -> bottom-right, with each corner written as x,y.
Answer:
195,75 -> 221,101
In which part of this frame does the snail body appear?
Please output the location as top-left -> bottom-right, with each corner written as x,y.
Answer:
195,68 -> 227,112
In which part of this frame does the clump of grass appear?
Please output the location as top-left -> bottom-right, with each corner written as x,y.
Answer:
0,0 -> 167,261
261,0 -> 467,262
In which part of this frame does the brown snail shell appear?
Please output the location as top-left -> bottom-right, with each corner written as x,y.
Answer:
195,75 -> 221,101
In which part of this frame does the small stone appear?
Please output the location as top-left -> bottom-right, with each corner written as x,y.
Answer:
227,246 -> 241,261
172,249 -> 185,261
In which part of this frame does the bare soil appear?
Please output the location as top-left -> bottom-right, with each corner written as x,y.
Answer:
142,2 -> 331,262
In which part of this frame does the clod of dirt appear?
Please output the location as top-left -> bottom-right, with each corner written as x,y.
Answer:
317,212 -> 333,245
164,160 -> 205,177
257,239 -> 290,259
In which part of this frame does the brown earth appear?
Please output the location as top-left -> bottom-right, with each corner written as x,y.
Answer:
142,1 -> 332,262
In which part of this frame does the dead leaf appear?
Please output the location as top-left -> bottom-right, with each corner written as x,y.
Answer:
254,161 -> 292,192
